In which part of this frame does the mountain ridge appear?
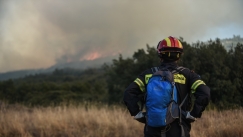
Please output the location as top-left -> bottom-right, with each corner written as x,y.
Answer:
0,36 -> 242,81
0,56 -> 114,81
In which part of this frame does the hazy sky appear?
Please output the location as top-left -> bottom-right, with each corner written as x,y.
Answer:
0,0 -> 243,73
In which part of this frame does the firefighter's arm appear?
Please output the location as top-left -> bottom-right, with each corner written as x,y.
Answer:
123,81 -> 144,116
190,84 -> 210,118
123,69 -> 149,116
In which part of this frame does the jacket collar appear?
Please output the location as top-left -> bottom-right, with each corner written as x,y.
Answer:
160,61 -> 178,69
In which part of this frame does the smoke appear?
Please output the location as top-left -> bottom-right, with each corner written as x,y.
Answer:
1,0 -> 243,72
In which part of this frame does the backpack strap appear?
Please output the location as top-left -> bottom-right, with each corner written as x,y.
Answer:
179,94 -> 188,137
171,66 -> 185,74
170,66 -> 189,137
151,67 -> 159,73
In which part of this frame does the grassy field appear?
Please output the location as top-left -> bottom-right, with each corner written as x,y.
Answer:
0,103 -> 242,137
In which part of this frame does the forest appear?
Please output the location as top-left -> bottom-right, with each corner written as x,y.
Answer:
0,38 -> 242,109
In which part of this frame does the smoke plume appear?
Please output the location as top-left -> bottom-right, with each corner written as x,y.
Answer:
0,0 -> 243,72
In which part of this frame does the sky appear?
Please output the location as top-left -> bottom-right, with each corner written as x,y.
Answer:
0,0 -> 243,73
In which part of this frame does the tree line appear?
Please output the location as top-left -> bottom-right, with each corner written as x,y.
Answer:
0,38 -> 242,109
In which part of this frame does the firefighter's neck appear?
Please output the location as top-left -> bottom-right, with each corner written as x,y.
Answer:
160,58 -> 178,63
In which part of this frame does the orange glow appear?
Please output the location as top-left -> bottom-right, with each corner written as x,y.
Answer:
81,52 -> 102,61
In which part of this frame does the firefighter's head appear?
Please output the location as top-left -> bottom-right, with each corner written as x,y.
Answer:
157,36 -> 183,61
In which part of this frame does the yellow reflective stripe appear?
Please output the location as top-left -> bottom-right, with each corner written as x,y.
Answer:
145,74 -> 153,84
174,74 -> 186,84
191,80 -> 206,93
134,78 -> 145,92
178,41 -> 182,48
165,37 -> 172,47
135,78 -> 144,87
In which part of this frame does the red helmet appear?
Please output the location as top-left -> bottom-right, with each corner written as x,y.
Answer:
157,36 -> 183,53
157,36 -> 183,60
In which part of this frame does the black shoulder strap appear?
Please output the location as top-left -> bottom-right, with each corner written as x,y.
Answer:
171,66 -> 186,74
177,66 -> 186,71
151,67 -> 159,73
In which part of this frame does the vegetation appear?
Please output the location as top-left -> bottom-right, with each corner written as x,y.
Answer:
0,38 -> 243,109
0,37 -> 243,137
0,103 -> 242,137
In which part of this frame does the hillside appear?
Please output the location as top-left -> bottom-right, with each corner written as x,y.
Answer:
221,35 -> 243,50
0,56 -> 114,81
0,36 -> 242,81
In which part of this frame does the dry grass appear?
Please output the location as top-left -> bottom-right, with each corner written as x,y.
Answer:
0,103 -> 242,137
0,103 -> 143,137
191,109 -> 243,137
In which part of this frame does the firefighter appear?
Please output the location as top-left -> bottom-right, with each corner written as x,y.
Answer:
123,36 -> 210,137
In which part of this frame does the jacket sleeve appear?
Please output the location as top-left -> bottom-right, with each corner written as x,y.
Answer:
190,85 -> 210,118
189,73 -> 211,118
123,70 -> 149,116
123,82 -> 142,116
